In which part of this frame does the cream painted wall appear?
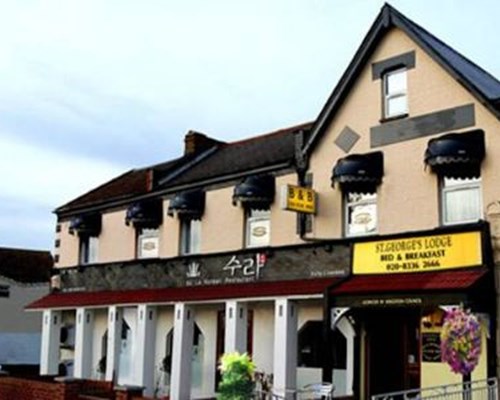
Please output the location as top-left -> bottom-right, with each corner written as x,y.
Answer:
252,302 -> 275,375
57,220 -> 79,268
159,199 -> 177,258
202,187 -> 244,253
99,210 -> 136,263
308,27 -> 500,239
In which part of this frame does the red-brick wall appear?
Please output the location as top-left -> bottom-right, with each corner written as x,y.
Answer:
0,377 -> 74,400
0,377 -> 116,400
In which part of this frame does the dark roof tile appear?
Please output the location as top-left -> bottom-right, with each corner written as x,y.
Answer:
165,122 -> 312,186
0,248 -> 52,284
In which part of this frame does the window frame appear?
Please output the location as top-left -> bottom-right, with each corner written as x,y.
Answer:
180,218 -> 201,255
136,227 -> 160,259
440,176 -> 482,226
383,67 -> 408,119
79,235 -> 99,265
344,192 -> 378,238
245,208 -> 271,248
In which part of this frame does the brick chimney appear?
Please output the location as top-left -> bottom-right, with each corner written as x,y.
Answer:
184,130 -> 222,155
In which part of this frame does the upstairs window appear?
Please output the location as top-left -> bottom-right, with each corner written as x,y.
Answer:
80,235 -> 98,264
180,219 -> 201,255
383,68 -> 407,119
441,177 -> 482,225
345,193 -> 377,237
424,130 -> 485,226
137,228 -> 159,258
245,209 -> 270,248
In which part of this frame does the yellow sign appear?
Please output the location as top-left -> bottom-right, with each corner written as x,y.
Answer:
353,231 -> 482,274
281,185 -> 316,214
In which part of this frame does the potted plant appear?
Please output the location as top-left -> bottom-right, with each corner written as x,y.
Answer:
217,352 -> 255,400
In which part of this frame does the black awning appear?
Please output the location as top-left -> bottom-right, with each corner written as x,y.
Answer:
69,213 -> 101,236
424,130 -> 485,178
232,174 -> 275,210
167,190 -> 205,219
125,199 -> 163,229
331,151 -> 384,194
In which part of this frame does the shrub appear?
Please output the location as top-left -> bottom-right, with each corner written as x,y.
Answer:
217,352 -> 255,400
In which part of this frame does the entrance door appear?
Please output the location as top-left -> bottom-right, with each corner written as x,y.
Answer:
365,310 -> 420,397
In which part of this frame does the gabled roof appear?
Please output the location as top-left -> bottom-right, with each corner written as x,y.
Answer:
0,248 -> 52,284
303,3 -> 500,155
57,122 -> 312,215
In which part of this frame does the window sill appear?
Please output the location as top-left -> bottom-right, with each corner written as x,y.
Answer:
379,113 -> 408,124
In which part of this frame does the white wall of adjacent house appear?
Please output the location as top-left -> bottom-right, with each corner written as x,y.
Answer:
0,278 -> 48,366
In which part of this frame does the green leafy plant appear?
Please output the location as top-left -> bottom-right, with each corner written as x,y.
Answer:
217,352 -> 256,400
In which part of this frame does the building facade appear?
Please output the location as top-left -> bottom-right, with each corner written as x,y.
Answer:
0,247 -> 51,374
29,4 -> 500,399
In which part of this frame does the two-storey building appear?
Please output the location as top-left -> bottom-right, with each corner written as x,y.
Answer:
28,4 -> 500,399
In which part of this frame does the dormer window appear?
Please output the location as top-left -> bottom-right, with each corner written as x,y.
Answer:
383,68 -> 407,119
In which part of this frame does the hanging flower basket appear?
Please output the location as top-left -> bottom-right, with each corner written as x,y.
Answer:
440,307 -> 482,375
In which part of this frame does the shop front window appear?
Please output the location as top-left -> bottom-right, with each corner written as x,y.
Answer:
298,320 -> 346,369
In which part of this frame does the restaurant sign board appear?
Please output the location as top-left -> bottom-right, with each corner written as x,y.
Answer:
353,231 -> 482,274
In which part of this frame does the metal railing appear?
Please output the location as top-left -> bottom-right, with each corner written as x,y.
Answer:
253,383 -> 334,399
371,378 -> 498,400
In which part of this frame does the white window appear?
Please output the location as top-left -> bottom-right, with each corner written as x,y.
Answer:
345,193 -> 377,237
137,228 -> 159,259
180,219 -> 201,255
383,68 -> 407,118
245,209 -> 271,248
441,177 -> 482,225
80,235 -> 98,264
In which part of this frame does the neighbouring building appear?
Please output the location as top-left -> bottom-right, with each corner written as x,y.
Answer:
0,247 -> 51,375
27,4 -> 500,399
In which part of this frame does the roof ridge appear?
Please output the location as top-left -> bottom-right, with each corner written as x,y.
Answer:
389,5 -> 500,99
0,247 -> 51,254
55,168 -> 140,213
303,3 -> 500,155
224,121 -> 313,147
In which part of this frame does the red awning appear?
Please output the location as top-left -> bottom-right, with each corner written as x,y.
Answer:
331,268 -> 488,295
27,277 -> 342,310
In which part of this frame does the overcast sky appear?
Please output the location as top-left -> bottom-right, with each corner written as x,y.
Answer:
0,0 -> 499,250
